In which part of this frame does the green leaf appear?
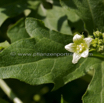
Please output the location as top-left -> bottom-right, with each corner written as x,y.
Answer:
0,17 -> 103,91
82,62 -> 104,103
0,41 -> 10,49
0,0 -> 28,26
59,4 -> 84,33
27,0 -> 40,10
42,0 -> 53,9
0,37 -> 102,90
32,0 -> 72,35
60,0 -> 104,34
0,0 -> 41,26
25,17 -> 73,45
40,5 -> 72,34
7,18 -> 29,43
0,37 -> 67,66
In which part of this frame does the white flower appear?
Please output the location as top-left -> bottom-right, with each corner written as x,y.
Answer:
65,34 -> 93,64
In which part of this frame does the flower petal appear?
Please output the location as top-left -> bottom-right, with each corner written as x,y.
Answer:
65,43 -> 76,52
73,34 -> 84,44
72,53 -> 81,64
84,37 -> 93,47
81,49 -> 89,58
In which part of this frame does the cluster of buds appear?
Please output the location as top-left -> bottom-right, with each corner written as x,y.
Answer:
91,31 -> 104,53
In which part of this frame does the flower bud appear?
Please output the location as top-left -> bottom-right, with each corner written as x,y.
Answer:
92,44 -> 97,48
93,31 -> 102,38
102,33 -> 104,39
98,39 -> 103,45
97,46 -> 104,52
91,38 -> 98,47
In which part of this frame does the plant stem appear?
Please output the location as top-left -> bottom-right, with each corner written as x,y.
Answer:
0,79 -> 23,103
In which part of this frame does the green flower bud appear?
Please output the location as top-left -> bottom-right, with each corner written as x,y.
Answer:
91,38 -> 98,47
95,38 -> 98,43
97,46 -> 104,52
93,31 -> 102,38
103,39 -> 104,44
102,33 -> 104,39
92,44 -> 97,48
98,39 -> 103,45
